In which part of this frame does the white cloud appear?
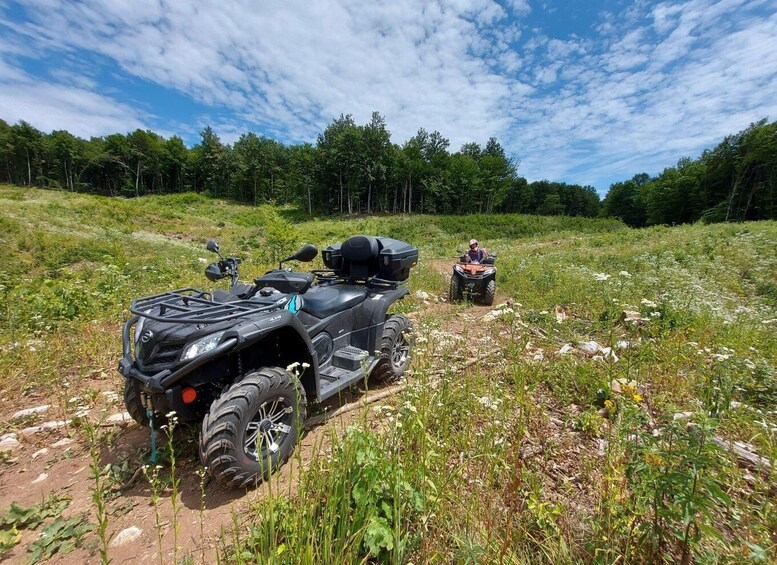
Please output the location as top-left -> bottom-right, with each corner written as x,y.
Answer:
0,0 -> 774,191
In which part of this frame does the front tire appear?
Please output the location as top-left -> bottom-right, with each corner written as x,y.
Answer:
449,275 -> 463,302
482,279 -> 496,306
124,378 -> 149,427
199,367 -> 306,489
372,315 -> 413,383
123,378 -> 168,428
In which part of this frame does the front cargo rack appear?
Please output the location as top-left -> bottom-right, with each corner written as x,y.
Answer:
130,288 -> 284,324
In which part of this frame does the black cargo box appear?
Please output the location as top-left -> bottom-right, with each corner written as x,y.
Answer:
322,235 -> 417,282
321,243 -> 343,274
375,237 -> 418,281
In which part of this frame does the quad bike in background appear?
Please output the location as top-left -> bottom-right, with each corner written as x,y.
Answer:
118,235 -> 418,488
449,250 -> 497,306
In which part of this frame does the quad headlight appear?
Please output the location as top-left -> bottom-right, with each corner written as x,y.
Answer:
182,331 -> 226,361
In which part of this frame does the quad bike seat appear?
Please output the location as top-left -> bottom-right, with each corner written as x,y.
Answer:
300,285 -> 368,318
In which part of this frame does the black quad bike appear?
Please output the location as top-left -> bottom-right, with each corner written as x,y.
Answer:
449,251 -> 497,306
118,235 -> 418,488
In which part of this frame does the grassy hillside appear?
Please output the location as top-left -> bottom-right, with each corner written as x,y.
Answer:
1,185 -> 776,563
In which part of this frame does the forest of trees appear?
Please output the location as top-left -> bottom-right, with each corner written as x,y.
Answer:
1,113 -> 774,225
0,112 -> 599,217
603,119 -> 777,226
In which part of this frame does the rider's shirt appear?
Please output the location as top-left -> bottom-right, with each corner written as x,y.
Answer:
467,248 -> 485,262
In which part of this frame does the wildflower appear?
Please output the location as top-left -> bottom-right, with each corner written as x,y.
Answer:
593,273 -> 610,281
632,393 -> 643,403
640,298 -> 657,308
650,311 -> 661,318
619,271 -> 631,277
644,452 -> 665,467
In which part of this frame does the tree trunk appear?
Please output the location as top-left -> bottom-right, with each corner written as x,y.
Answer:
367,178 -> 372,214
742,178 -> 760,221
725,165 -> 749,222
135,160 -> 141,197
26,150 -> 31,186
339,170 -> 344,214
408,172 -> 413,213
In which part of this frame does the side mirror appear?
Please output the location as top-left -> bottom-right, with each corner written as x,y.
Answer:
206,240 -> 220,254
280,244 -> 318,268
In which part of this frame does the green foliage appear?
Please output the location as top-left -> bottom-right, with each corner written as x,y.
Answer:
0,496 -> 70,530
0,495 -> 71,559
26,515 -> 94,564
622,410 -> 732,563
237,426 -> 423,563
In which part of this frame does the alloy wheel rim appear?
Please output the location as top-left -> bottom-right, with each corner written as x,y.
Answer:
392,332 -> 410,368
243,396 -> 294,461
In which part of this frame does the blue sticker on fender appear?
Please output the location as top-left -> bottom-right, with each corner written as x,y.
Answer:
286,294 -> 300,315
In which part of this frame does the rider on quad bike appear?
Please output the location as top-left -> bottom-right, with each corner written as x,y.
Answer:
449,238 -> 496,306
463,239 -> 487,263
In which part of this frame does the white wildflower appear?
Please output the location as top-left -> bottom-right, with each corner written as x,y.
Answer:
593,273 -> 610,281
619,271 -> 631,277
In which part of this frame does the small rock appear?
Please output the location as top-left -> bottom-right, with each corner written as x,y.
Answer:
52,437 -> 76,448
102,412 -> 132,426
578,340 -> 600,354
615,340 -> 631,350
558,344 -> 574,355
414,290 -> 430,301
0,436 -> 21,452
31,472 -> 48,484
611,378 -> 637,395
31,448 -> 49,461
20,420 -> 68,437
111,526 -> 143,547
673,411 -> 694,421
620,310 -> 644,324
12,405 -> 51,419
596,438 -> 609,456
0,432 -> 17,441
102,391 -> 119,401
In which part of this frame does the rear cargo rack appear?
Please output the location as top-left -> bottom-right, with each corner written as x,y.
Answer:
130,288 -> 284,324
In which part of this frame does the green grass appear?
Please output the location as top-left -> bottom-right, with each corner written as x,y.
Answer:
1,185 -> 776,563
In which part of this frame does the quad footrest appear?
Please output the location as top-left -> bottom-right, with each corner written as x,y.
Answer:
319,347 -> 374,401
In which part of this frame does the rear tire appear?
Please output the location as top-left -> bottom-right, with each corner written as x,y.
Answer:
482,280 -> 496,306
199,367 -> 306,489
372,315 -> 413,383
449,275 -> 463,302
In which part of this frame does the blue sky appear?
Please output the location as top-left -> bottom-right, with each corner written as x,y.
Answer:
1,0 -> 775,193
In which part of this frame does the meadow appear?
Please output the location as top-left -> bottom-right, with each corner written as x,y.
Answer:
0,185 -> 775,563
